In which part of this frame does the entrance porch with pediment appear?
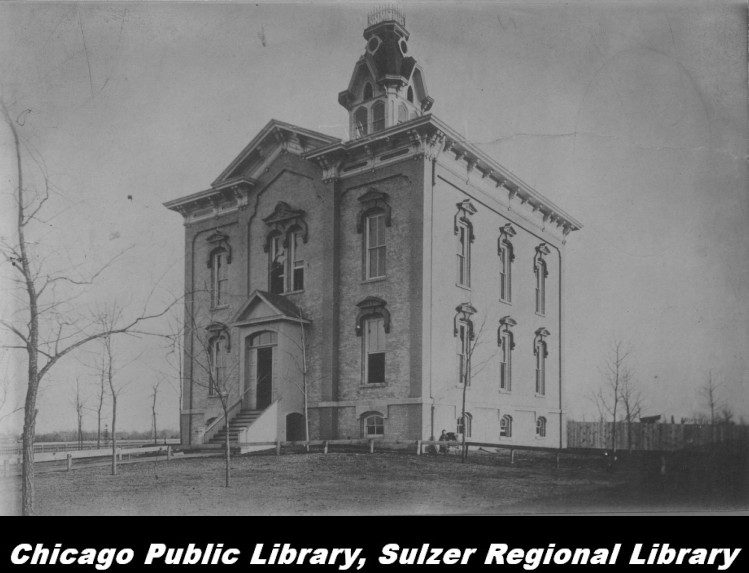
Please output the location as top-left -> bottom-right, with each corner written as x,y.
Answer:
204,291 -> 310,450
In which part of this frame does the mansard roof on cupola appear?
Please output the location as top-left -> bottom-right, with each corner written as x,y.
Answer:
338,5 -> 433,120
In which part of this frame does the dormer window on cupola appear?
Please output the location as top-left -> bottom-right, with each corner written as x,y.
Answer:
338,5 -> 434,140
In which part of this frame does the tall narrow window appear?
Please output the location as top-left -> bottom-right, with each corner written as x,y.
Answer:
372,101 -> 386,133
499,241 -> 509,301
454,303 -> 476,387
499,335 -> 510,391
209,337 -> 226,396
534,244 -> 550,316
457,413 -> 472,437
289,229 -> 305,291
211,249 -> 228,307
455,201 -> 476,288
498,224 -> 516,302
364,316 -> 386,384
498,316 -> 516,392
354,106 -> 368,137
535,344 -> 545,396
457,321 -> 471,387
269,234 -> 286,294
535,260 -> 546,315
457,222 -> 471,287
500,415 -> 513,438
536,416 -> 547,438
534,328 -> 550,396
365,213 -> 386,279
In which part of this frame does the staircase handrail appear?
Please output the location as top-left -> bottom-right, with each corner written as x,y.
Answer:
203,396 -> 244,443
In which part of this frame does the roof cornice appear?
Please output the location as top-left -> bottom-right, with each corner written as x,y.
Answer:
303,114 -> 582,234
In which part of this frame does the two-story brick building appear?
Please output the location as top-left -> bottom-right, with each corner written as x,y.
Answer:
165,6 -> 581,449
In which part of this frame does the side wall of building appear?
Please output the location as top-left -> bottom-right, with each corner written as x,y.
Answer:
331,158 -> 425,440
426,157 -> 567,448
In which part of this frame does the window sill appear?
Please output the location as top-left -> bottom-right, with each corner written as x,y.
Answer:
361,383 -> 387,388
535,311 -> 546,318
285,289 -> 305,295
499,298 -> 512,306
534,393 -> 547,398
211,305 -> 230,312
455,385 -> 471,390
455,283 -> 471,291
362,276 -> 387,285
499,389 -> 511,394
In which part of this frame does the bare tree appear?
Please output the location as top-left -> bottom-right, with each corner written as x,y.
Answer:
591,340 -> 634,456
95,354 -> 106,448
0,98 -> 176,513
277,310 -> 316,447
618,374 -> 643,453
699,371 -> 722,426
183,310 -> 239,487
458,312 -> 492,463
151,378 -> 162,445
70,379 -> 87,449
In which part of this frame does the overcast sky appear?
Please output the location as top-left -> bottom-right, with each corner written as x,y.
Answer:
1,0 -> 747,434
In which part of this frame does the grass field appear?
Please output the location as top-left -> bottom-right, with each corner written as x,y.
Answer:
1,448 -> 747,515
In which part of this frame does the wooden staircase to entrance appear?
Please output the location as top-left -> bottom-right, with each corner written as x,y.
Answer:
208,409 -> 263,445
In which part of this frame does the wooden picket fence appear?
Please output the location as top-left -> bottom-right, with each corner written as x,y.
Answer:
567,421 -> 749,452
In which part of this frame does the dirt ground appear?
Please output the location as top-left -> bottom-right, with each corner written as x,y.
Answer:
2,448 -> 747,515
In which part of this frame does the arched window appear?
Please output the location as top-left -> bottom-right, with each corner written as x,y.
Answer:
534,328 -> 550,396
372,101 -> 386,132
500,415 -> 513,438
210,248 -> 229,308
363,82 -> 374,100
263,202 -> 308,294
534,244 -> 550,316
354,107 -> 368,137
362,412 -> 384,437
457,413 -> 472,438
498,224 -> 516,303
208,336 -> 227,396
498,317 -> 516,392
268,233 -> 285,295
455,201 -> 476,288
398,102 -> 408,124
407,85 -> 414,102
536,416 -> 547,438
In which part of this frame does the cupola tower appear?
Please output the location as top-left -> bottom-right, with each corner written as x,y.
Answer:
338,5 -> 434,139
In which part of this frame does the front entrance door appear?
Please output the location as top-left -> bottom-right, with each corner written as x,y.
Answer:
256,346 -> 273,410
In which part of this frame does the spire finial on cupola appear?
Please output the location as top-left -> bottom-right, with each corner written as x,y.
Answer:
338,3 -> 434,140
